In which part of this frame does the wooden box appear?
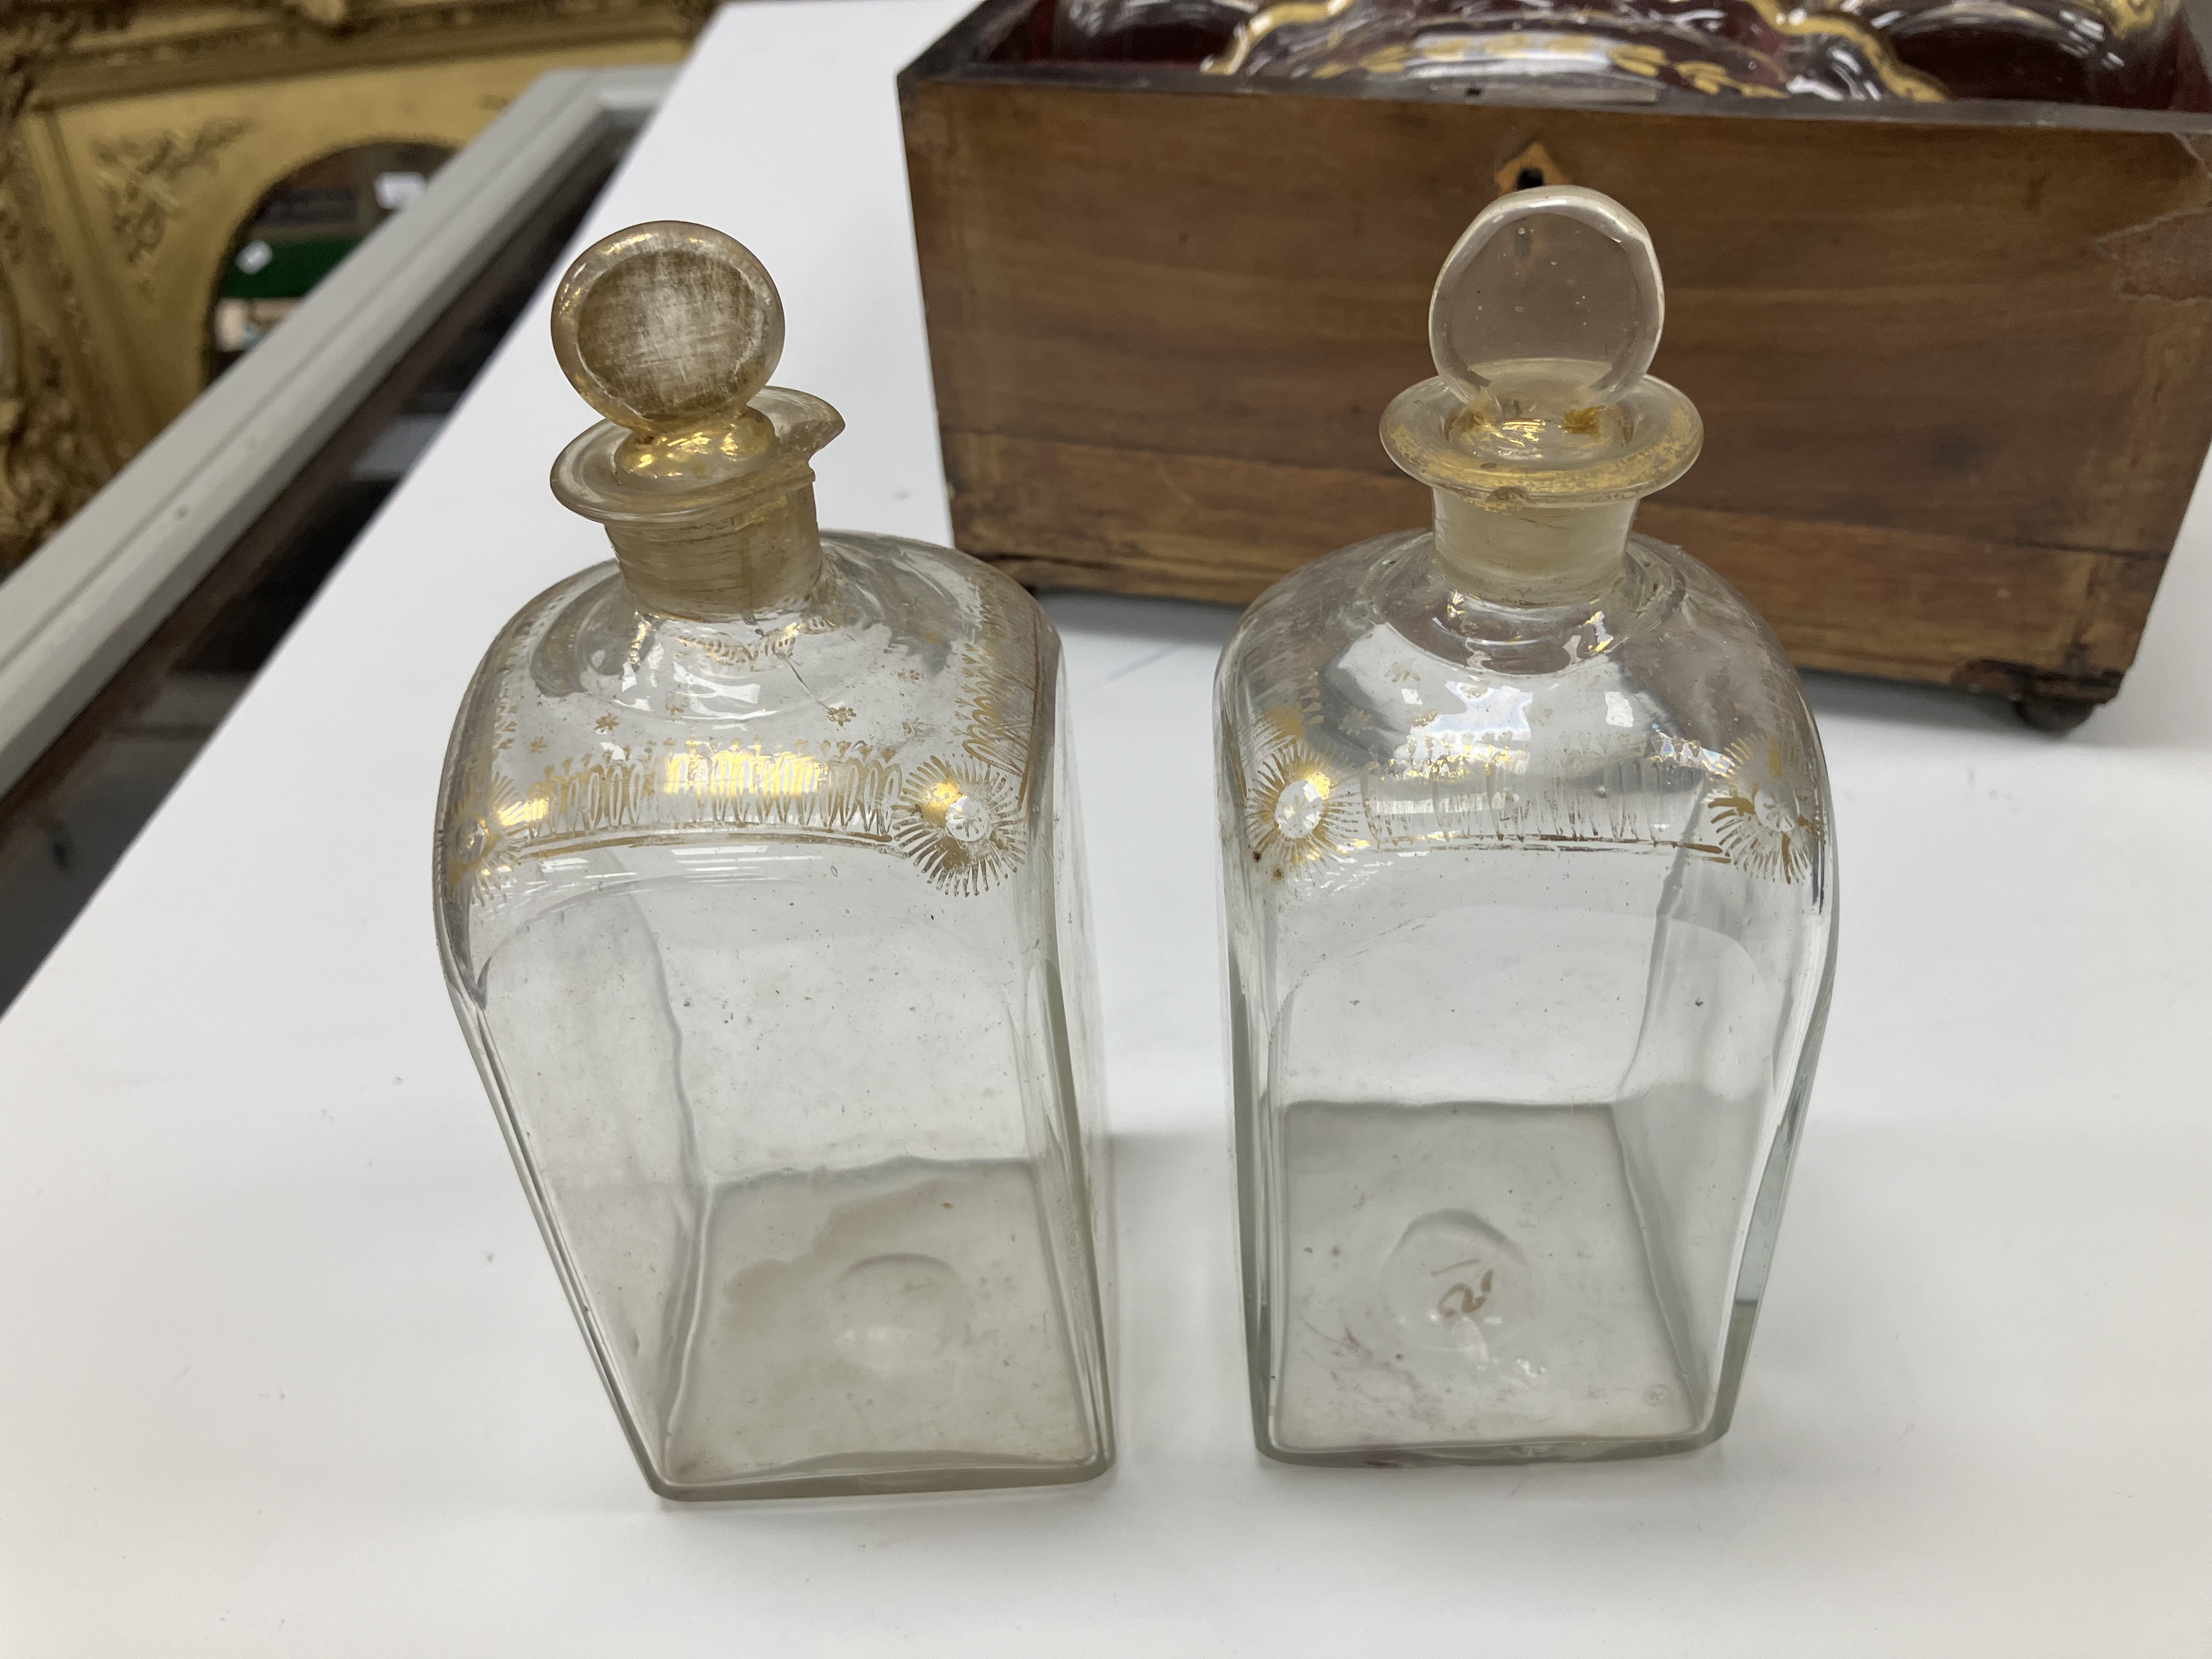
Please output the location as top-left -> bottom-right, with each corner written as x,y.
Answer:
899,1 -> 2212,724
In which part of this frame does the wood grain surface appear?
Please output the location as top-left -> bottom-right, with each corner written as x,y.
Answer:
904,15 -> 2212,709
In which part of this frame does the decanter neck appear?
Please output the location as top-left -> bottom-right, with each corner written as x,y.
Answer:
1383,187 -> 1699,610
545,222 -> 847,625
607,483 -> 823,621
1431,490 -> 1634,607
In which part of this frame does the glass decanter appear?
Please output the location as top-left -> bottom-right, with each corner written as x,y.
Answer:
1832,0 -> 2181,103
1206,0 -> 1945,99
1215,187 -> 1836,1465
433,222 -> 1114,1499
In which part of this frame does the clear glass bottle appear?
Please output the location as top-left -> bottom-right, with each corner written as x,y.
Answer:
1215,187 -> 1836,1465
434,223 -> 1113,1499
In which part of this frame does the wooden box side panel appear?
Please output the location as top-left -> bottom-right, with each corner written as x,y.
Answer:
904,74 -> 2212,698
947,430 -> 2154,696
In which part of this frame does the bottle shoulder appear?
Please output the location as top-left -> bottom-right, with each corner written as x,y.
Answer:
472,529 -> 1043,715
1222,527 -> 1813,760
437,532 -> 1060,926
1217,528 -> 1831,894
453,532 -> 1049,756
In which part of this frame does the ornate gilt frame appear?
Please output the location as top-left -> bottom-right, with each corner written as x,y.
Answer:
0,0 -> 707,575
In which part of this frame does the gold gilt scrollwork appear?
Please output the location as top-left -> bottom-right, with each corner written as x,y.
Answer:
1609,39 -> 1788,94
0,0 -> 708,575
90,116 -> 253,289
1741,0 -> 1946,98
0,1 -> 129,573
0,5 -> 132,124
0,315 -> 105,560
1205,0 -> 1946,99
1203,0 -> 1357,71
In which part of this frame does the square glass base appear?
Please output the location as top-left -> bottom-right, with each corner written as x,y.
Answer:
1260,1101 -> 1720,1464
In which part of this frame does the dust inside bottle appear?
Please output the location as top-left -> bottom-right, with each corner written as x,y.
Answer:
436,223 -> 1113,1498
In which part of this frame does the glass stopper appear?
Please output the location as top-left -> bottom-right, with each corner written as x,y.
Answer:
1430,186 -> 1663,430
550,221 -> 786,439
1381,184 -> 1697,506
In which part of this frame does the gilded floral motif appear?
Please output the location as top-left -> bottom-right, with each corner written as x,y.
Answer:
442,759 -> 522,907
893,756 -> 1025,896
1705,733 -> 1825,884
1244,731 -> 1365,877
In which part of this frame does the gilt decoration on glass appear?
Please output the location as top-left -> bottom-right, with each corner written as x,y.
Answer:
1065,0 -> 2198,102
1215,186 -> 1837,1465
1204,0 -> 1946,97
1830,0 -> 2185,102
434,222 -> 1114,1500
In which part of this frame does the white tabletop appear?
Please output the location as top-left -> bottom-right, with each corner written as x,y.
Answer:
3,4 -> 2207,1650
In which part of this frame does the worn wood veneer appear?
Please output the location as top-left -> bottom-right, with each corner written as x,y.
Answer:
902,0 -> 2212,722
